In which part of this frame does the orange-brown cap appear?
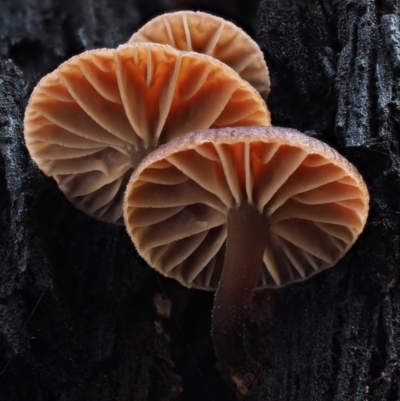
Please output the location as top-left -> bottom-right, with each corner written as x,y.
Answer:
24,43 -> 270,224
129,11 -> 270,97
124,126 -> 369,289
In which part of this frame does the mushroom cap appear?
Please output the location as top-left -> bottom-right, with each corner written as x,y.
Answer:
24,42 -> 270,224
129,11 -> 270,97
124,126 -> 369,290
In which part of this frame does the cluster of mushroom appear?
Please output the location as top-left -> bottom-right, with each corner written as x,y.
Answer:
24,10 -> 369,388
25,11 -> 271,223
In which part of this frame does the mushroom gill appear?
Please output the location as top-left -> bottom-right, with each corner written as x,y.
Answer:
24,43 -> 270,224
129,11 -> 270,97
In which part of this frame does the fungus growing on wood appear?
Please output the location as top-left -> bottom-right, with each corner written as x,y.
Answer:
123,126 -> 369,372
129,11 -> 270,97
24,43 -> 270,224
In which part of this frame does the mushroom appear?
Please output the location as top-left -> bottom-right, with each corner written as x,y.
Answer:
123,126 -> 369,373
24,42 -> 270,224
129,11 -> 270,97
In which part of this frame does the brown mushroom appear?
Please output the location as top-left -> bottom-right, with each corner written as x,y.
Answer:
123,126 -> 369,372
129,11 -> 270,97
24,42 -> 270,224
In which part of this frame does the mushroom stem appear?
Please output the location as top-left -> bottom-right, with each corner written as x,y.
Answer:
212,203 -> 269,366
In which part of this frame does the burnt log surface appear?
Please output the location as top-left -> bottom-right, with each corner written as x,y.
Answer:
258,0 -> 400,400
0,0 -> 399,400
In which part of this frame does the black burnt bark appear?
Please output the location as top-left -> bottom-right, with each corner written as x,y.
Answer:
0,1 -> 399,400
257,0 -> 400,400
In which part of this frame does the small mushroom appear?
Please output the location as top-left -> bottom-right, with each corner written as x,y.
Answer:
123,126 -> 369,372
129,11 -> 270,97
24,42 -> 270,224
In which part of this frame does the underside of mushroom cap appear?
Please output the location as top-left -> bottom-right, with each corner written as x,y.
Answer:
129,11 -> 270,97
24,43 -> 270,224
124,126 -> 369,290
